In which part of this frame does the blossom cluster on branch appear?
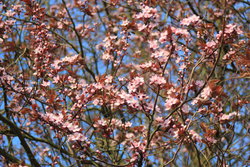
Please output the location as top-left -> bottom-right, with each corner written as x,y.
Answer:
0,0 -> 249,166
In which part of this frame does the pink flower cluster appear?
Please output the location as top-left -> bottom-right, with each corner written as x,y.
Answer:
205,40 -> 217,54
128,140 -> 146,163
181,15 -> 201,26
224,24 -> 243,35
171,27 -> 190,37
41,80 -> 50,87
149,74 -> 166,86
0,68 -> 14,85
219,112 -> 239,123
135,6 -> 159,20
93,118 -> 132,139
128,77 -> 144,93
195,80 -> 205,88
200,86 -> 212,100
192,86 -> 212,105
93,118 -> 132,129
41,112 -> 87,142
155,117 -> 172,128
67,133 -> 87,142
165,96 -> 179,110
216,24 -> 243,41
206,136 -> 217,144
102,52 -> 114,61
151,49 -> 170,62
189,130 -> 202,142
148,40 -> 159,49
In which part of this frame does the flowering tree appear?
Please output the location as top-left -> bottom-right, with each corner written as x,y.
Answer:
0,0 -> 249,166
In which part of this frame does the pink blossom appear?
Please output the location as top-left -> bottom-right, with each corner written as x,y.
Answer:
206,40 -> 217,48
135,6 -> 158,19
214,11 -> 223,17
223,50 -> 236,60
102,53 -> 114,61
63,122 -> 81,132
200,86 -> 212,100
2,34 -> 8,39
113,97 -> 125,107
159,30 -> 169,43
62,54 -> 79,63
142,102 -> 160,113
94,118 -> 132,129
137,23 -> 147,31
111,118 -> 122,127
52,59 -> 62,70
195,80 -> 204,88
67,133 -> 87,142
173,126 -> 185,139
151,49 -> 170,62
148,40 -> 159,49
92,98 -> 101,106
126,96 -> 140,109
102,36 -> 113,48
5,10 -> 16,17
41,113 -> 64,125
68,76 -> 76,83
155,116 -> 164,123
220,112 -> 239,122
158,117 -> 171,128
121,19 -> 130,26
118,77 -> 126,82
182,104 -> 189,114
149,75 -> 166,86
131,141 -> 145,151
57,22 -> 64,29
206,136 -> 217,144
33,45 -> 43,54
165,97 -> 179,110
216,24 -> 243,40
139,61 -> 153,69
126,133 -> 134,139
5,20 -> 16,26
171,27 -> 189,37
41,80 -> 50,87
181,15 -> 201,26
12,5 -> 22,11
189,130 -> 202,142
124,122 -> 132,128
204,40 -> 218,54
94,119 -> 107,127
224,24 -> 243,35
105,75 -> 113,84
128,77 -> 144,93
53,75 -> 60,83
